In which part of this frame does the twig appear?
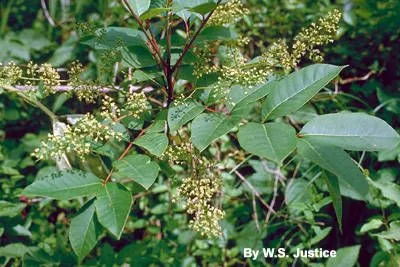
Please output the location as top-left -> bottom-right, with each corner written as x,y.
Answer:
339,71 -> 375,85
103,128 -> 145,184
234,170 -> 276,214
41,0 -> 56,27
2,85 -> 57,121
252,193 -> 260,231
121,0 -> 166,69
171,0 -> 223,73
266,171 -> 280,223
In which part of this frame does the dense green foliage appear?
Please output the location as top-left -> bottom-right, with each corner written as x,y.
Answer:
1,0 -> 399,266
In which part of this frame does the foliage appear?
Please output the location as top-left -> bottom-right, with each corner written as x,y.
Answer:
0,0 -> 399,266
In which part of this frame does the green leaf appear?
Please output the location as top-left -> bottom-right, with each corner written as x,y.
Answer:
300,113 -> 400,151
374,221 -> 400,241
0,243 -> 32,258
122,45 -> 155,69
86,27 -> 147,49
285,179 -> 314,207
322,172 -> 342,231
189,2 -> 216,14
237,122 -> 296,164
0,201 -> 26,217
297,139 -> 369,200
127,0 -> 151,15
22,170 -> 103,200
168,99 -> 204,132
140,7 -> 170,20
191,112 -> 240,152
227,83 -> 274,112
69,199 -> 102,261
326,245 -> 360,267
95,183 -> 133,239
146,120 -> 166,133
133,132 -> 168,157
113,155 -> 160,190
369,179 -> 400,207
360,219 -> 383,233
197,26 -> 238,42
262,64 -> 345,120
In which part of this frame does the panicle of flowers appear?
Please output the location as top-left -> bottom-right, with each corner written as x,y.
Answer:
100,95 -> 121,120
24,62 -> 60,95
75,22 -> 97,35
32,114 -> 124,161
177,161 -> 224,238
290,9 -> 341,68
0,62 -> 22,86
125,91 -> 149,119
209,0 -> 249,26
174,155 -> 225,238
68,61 -> 101,103
193,46 -> 218,78
160,141 -> 192,164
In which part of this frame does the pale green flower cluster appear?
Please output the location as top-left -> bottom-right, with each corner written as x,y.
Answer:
200,10 -> 342,102
26,62 -> 60,95
178,174 -> 224,238
209,0 -> 249,26
32,114 -> 124,161
0,62 -> 22,86
68,62 -> 101,103
125,91 -> 149,119
160,142 -> 192,164
290,9 -> 341,67
265,9 -> 342,71
100,95 -> 121,120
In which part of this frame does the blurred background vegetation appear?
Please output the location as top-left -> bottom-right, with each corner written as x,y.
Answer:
1,0 -> 399,266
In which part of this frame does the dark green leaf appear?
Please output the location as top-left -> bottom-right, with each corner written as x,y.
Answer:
262,64 -> 345,120
168,99 -> 204,132
69,199 -> 102,261
0,201 -> 26,217
22,170 -> 103,200
95,183 -> 133,239
326,245 -> 360,267
113,155 -> 160,189
300,113 -> 400,151
228,83 -> 274,112
127,0 -> 151,15
322,171 -> 342,231
133,132 -> 168,157
191,112 -> 240,152
297,139 -> 369,200
237,122 -> 296,164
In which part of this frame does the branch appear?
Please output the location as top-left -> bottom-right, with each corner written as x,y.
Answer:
340,71 -> 375,85
12,85 -> 154,93
234,170 -> 276,215
2,85 -> 57,121
171,0 -> 223,73
121,0 -> 166,69
41,0 -> 56,27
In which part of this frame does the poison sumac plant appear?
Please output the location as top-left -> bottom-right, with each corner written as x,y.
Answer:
1,0 -> 399,263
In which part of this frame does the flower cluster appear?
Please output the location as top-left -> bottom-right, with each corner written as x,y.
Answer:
100,95 -> 121,120
0,62 -> 22,86
25,62 -> 60,95
160,141 -> 192,164
193,46 -> 218,79
209,0 -> 249,26
290,9 -> 341,67
125,91 -> 149,119
177,171 -> 224,238
68,62 -> 102,103
32,114 -> 124,161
